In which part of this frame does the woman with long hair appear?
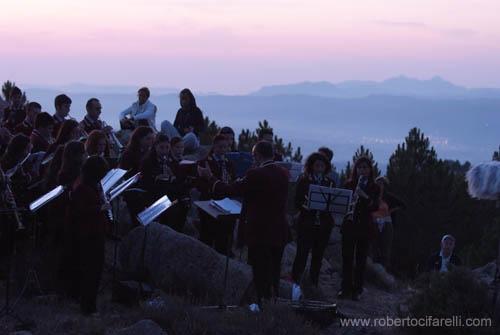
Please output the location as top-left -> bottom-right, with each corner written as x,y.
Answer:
118,126 -> 154,176
118,126 -> 154,226
338,156 -> 380,301
66,155 -> 109,315
160,88 -> 205,153
85,130 -> 108,157
218,127 -> 237,152
291,153 -> 335,299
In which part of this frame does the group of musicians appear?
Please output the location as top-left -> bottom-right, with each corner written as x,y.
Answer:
0,85 -> 387,315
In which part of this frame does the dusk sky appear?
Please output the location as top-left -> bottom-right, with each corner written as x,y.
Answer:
1,0 -> 500,93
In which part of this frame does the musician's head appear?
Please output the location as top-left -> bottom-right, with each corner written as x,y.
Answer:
153,133 -> 170,159
85,130 -> 107,157
4,134 -> 31,164
252,141 -> 274,166
219,127 -> 236,150
81,155 -> 109,186
128,126 -> 154,153
305,152 -> 331,177
137,87 -> 150,105
211,134 -> 229,158
26,102 -> 42,124
54,94 -> 72,117
318,147 -> 334,162
441,234 -> 456,257
55,119 -> 81,145
9,86 -> 22,106
350,156 -> 375,186
170,137 -> 184,160
375,176 -> 389,193
179,88 -> 196,110
86,98 -> 102,120
61,141 -> 87,177
34,112 -> 55,138
258,128 -> 274,143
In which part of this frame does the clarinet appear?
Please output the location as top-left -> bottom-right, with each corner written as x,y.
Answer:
4,179 -> 25,231
99,183 -> 113,223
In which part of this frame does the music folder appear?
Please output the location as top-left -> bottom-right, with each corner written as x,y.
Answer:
194,198 -> 242,220
137,195 -> 172,226
29,185 -> 65,212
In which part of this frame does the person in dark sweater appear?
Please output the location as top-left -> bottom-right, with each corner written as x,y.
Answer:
338,156 -> 380,301
52,94 -> 72,138
66,155 -> 109,315
30,112 -> 54,153
196,134 -> 236,254
161,88 -> 205,153
139,133 -> 190,232
258,128 -> 283,162
427,234 -> 462,272
15,101 -> 41,137
291,153 -> 336,300
198,141 -> 289,311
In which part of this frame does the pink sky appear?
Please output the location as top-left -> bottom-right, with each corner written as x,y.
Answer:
1,0 -> 500,93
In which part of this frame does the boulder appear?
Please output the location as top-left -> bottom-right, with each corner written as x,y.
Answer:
115,320 -> 166,335
119,223 -> 253,305
473,261 -> 497,286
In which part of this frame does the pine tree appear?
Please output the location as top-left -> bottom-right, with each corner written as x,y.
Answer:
199,116 -> 221,145
237,129 -> 258,152
2,80 -> 27,104
493,146 -> 500,161
292,146 -> 303,163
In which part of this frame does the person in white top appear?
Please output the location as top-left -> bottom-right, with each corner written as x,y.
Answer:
119,87 -> 157,131
427,234 -> 462,272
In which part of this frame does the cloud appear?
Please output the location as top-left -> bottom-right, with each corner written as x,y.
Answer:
374,20 -> 478,39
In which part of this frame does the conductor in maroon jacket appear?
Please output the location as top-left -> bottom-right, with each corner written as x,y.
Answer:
198,141 -> 289,308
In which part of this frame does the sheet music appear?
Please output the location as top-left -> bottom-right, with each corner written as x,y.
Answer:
179,160 -> 196,165
275,162 -> 303,182
307,184 -> 352,216
101,168 -> 128,194
137,195 -> 172,226
29,185 -> 65,212
109,172 -> 140,201
209,198 -> 242,215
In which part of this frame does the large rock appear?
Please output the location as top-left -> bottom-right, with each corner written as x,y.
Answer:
115,320 -> 166,335
119,223 -> 253,305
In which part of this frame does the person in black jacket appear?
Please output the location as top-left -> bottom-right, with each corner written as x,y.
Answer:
160,88 -> 205,153
338,156 -> 380,301
139,133 -> 190,232
427,234 -> 462,272
371,176 -> 406,270
291,153 -> 335,299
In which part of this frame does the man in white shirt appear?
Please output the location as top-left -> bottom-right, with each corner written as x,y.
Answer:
119,87 -> 157,131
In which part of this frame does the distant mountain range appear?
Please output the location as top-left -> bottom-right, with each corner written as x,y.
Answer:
252,76 -> 500,99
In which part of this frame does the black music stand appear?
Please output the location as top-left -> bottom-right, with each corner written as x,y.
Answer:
306,184 -> 353,218
100,171 -> 140,293
0,207 -> 31,330
194,198 -> 241,309
136,196 -> 173,295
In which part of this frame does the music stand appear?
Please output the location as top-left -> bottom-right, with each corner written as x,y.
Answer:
306,184 -> 353,218
194,198 -> 241,309
99,170 -> 138,292
0,207 -> 31,330
135,196 -> 173,294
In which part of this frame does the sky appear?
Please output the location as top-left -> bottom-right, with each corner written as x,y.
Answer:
1,0 -> 500,94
